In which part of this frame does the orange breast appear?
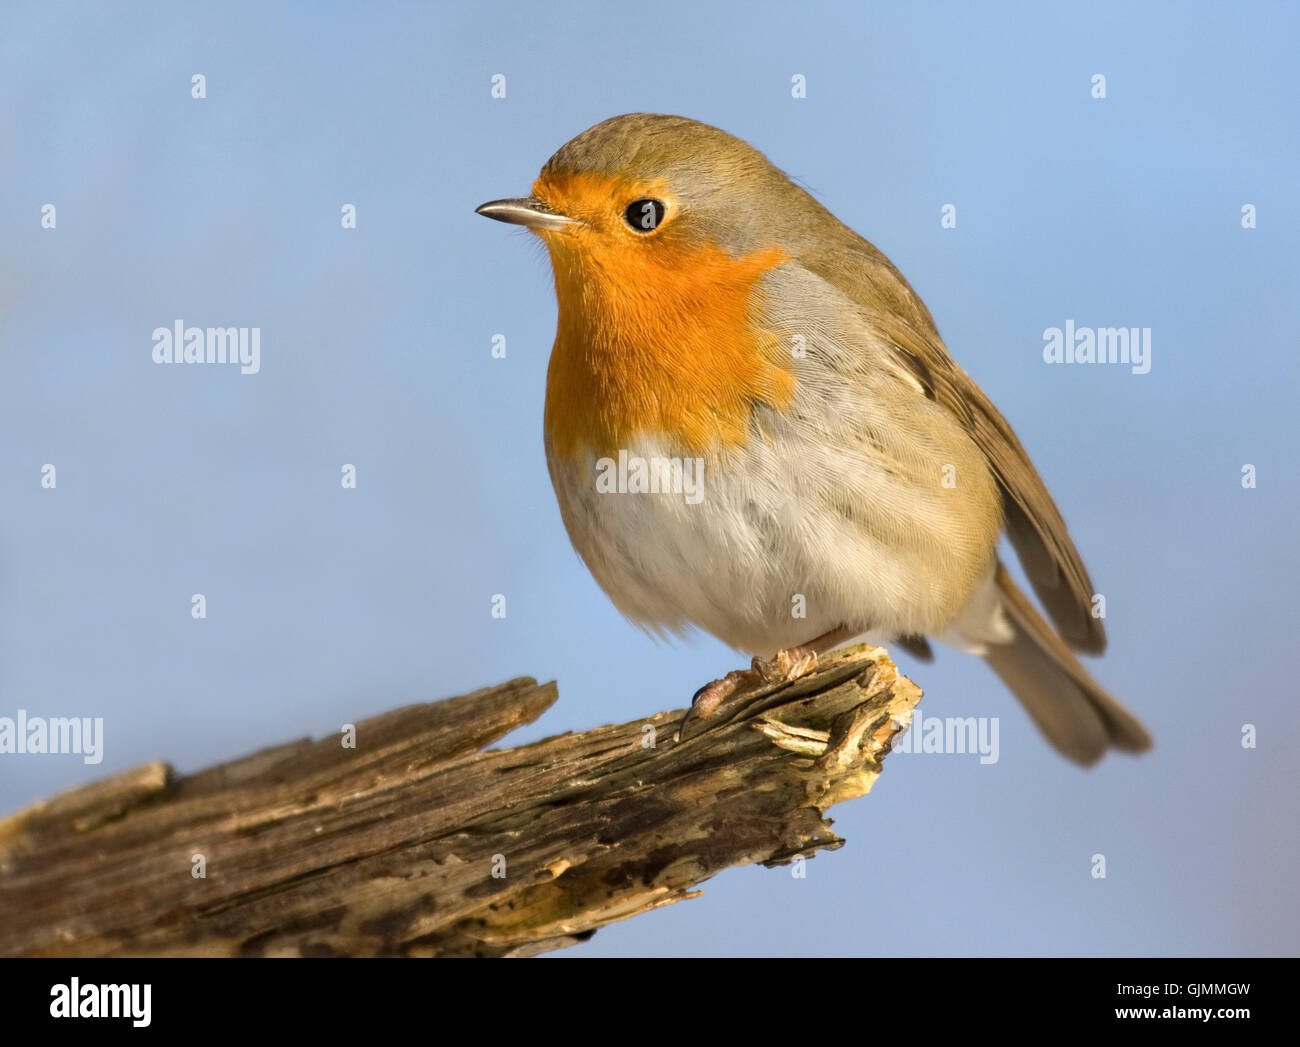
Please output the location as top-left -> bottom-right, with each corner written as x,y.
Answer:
536,184 -> 794,459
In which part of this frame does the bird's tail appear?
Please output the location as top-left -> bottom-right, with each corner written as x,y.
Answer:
982,563 -> 1151,765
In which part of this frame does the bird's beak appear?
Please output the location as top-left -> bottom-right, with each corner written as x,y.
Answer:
475,197 -> 578,231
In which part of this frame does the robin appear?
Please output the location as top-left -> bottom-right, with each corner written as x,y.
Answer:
477,113 -> 1151,764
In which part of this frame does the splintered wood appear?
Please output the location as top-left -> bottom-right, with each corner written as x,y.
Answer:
0,645 -> 920,957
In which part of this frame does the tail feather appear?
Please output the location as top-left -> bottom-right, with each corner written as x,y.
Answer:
983,564 -> 1151,765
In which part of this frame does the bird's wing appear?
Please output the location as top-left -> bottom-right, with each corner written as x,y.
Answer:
802,244 -> 1106,653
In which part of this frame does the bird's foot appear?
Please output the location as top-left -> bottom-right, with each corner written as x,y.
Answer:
753,647 -> 819,685
688,666 -> 761,721
678,645 -> 823,740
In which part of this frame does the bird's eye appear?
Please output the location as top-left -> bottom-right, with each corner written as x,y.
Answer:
624,198 -> 667,232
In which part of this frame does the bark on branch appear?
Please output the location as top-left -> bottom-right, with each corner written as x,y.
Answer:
0,644 -> 920,957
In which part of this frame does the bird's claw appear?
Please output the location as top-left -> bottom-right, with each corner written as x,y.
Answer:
677,648 -> 821,741
753,649 -> 818,684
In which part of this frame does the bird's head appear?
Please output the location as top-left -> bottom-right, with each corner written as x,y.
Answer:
477,112 -> 817,260
476,114 -> 827,456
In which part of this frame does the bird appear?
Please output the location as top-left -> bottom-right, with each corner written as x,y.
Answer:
476,113 -> 1151,765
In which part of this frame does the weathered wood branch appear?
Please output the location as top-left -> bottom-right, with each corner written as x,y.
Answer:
0,644 -> 920,957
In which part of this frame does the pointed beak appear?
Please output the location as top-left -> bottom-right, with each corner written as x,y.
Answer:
475,197 -> 578,231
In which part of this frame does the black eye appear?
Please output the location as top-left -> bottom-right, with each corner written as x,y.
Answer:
624,198 -> 666,232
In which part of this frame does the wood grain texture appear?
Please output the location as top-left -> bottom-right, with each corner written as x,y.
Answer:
0,645 -> 920,957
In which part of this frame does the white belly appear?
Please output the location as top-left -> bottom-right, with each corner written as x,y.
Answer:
546,401 -> 1001,656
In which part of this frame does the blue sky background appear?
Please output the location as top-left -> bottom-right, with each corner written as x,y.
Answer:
1,1 -> 1297,956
